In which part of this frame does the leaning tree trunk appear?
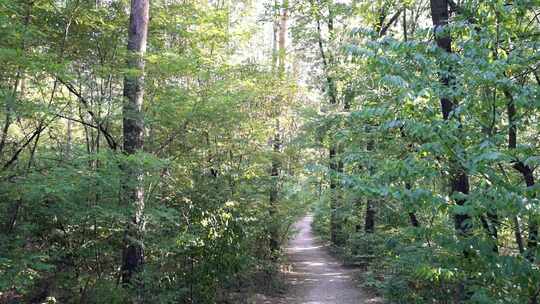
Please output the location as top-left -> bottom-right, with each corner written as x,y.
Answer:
121,0 -> 149,286
429,0 -> 472,302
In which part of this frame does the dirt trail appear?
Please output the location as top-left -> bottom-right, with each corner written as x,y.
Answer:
275,215 -> 380,304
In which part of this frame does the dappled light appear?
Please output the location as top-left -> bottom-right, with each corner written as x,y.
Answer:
0,0 -> 538,303
274,216 -> 380,303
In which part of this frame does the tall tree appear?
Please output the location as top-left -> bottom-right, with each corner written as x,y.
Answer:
268,0 -> 288,255
506,90 -> 538,304
429,0 -> 472,301
429,0 -> 471,236
363,3 -> 403,235
310,0 -> 344,246
121,0 -> 150,286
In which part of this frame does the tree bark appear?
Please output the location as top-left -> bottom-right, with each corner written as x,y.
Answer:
505,90 -> 537,263
430,0 -> 472,235
312,0 -> 343,245
429,1 -> 472,302
268,0 -> 287,255
121,0 -> 149,287
364,201 -> 375,233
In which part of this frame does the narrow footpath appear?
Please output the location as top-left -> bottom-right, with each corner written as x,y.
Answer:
276,215 -> 380,304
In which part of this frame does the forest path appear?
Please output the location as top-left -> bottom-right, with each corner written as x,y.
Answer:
272,215 -> 380,304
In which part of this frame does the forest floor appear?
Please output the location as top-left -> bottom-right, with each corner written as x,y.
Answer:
258,215 -> 383,304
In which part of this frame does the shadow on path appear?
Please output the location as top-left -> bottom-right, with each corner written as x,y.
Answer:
263,215 -> 382,304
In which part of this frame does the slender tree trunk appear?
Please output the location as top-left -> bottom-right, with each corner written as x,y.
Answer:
3,199 -> 21,234
506,91 -> 537,262
268,0 -> 287,255
364,138 -> 375,233
269,122 -> 281,254
362,5 -> 405,235
312,0 -> 342,245
66,118 -> 72,156
429,1 -> 472,302
278,0 -> 288,75
401,10 -> 420,229
313,1 -> 336,105
328,6 -> 342,242
364,201 -> 375,233
271,0 -> 279,70
121,0 -> 149,287
329,145 -> 342,244
430,0 -> 472,235
505,90 -> 538,304
0,3 -> 32,156
407,182 -> 420,228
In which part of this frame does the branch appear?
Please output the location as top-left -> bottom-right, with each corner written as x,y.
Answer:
312,1 -> 337,105
2,124 -> 46,170
379,9 -> 403,37
56,77 -> 118,150
54,113 -> 98,129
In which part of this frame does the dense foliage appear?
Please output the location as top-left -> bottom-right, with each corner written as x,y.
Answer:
299,0 -> 540,303
0,0 -> 306,302
1,0 -> 539,303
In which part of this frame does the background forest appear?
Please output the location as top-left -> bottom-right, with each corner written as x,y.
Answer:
0,0 -> 539,303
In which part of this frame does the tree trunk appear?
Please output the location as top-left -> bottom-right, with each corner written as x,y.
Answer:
364,201 -> 375,233
362,5 -> 405,236
364,138 -> 375,233
312,0 -> 342,245
268,0 -> 287,255
269,125 -> 281,254
430,0 -> 472,234
121,0 -> 149,287
429,1 -> 472,302
506,90 -> 537,263
329,146 -> 342,244
278,0 -> 288,75
406,184 -> 420,228
401,10 -> 420,230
